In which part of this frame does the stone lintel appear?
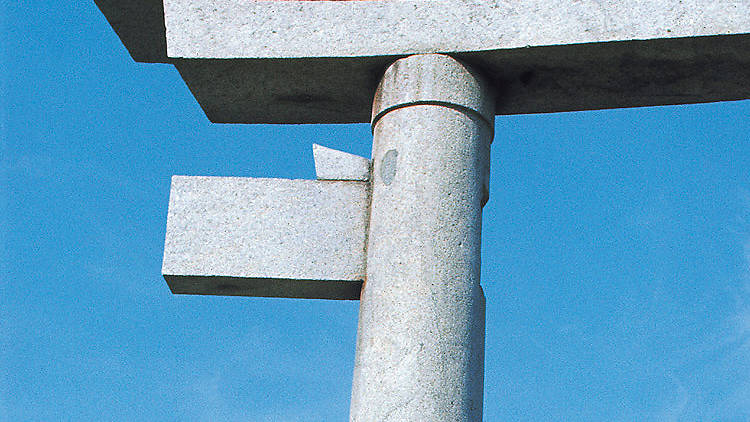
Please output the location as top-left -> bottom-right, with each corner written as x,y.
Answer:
96,0 -> 750,123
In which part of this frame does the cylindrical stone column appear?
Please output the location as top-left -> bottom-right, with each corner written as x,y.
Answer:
350,54 -> 495,421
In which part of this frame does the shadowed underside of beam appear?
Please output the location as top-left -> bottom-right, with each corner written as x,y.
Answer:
95,0 -> 750,123
166,275 -> 363,300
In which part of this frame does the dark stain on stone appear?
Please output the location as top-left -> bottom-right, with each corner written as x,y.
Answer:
381,149 -> 398,186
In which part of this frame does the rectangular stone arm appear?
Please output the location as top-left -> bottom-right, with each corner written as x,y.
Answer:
162,176 -> 369,300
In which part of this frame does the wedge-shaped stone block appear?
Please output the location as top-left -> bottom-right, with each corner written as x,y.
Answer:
163,176 -> 368,300
313,144 -> 371,182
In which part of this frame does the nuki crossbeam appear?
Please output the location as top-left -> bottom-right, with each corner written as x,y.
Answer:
95,0 -> 750,123
162,146 -> 371,300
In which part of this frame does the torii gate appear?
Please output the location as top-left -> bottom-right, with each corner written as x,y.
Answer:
95,1 -> 750,420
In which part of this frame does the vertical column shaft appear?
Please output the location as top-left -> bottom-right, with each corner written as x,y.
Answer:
350,54 -> 495,421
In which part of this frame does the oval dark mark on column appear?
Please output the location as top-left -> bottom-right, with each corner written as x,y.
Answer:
380,149 -> 398,186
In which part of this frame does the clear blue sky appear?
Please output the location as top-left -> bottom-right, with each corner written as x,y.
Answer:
2,1 -> 749,421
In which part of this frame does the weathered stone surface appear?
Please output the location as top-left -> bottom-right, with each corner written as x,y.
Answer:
95,0 -> 750,123
350,55 -> 491,421
163,0 -> 749,59
313,144 -> 371,182
162,176 -> 368,300
371,53 -> 495,125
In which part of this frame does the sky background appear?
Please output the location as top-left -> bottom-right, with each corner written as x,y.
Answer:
2,1 -> 750,421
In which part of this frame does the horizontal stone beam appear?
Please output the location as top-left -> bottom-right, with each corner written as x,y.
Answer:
164,0 -> 749,59
96,0 -> 750,123
162,176 -> 368,300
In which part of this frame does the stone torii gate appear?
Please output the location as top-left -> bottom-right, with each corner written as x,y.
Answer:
95,1 -> 750,420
